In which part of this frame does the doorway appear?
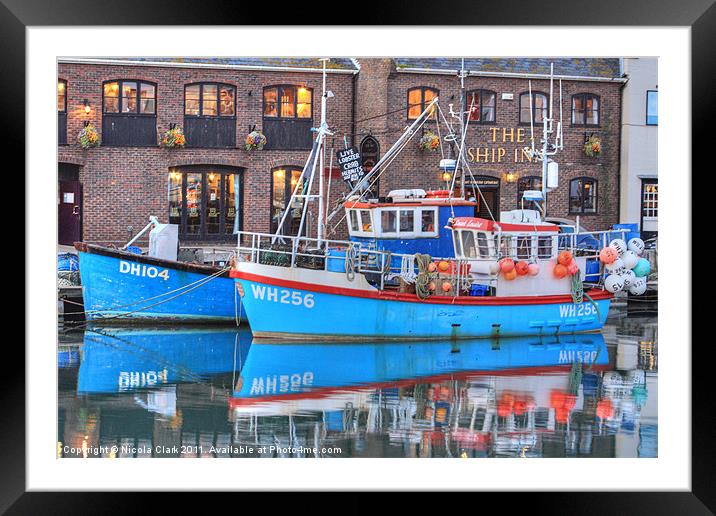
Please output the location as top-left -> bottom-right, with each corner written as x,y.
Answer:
58,164 -> 82,245
168,166 -> 242,241
466,176 -> 500,220
640,178 -> 658,241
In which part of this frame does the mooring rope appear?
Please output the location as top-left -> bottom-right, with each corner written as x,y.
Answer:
414,253 -> 434,300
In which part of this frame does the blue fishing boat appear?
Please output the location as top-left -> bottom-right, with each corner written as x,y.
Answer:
76,242 -> 241,323
230,332 -> 608,408
78,326 -> 252,394
232,61 -> 644,341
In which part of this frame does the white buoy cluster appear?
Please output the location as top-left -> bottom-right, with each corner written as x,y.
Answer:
599,238 -> 650,295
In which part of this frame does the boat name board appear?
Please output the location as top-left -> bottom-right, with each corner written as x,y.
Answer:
119,260 -> 170,281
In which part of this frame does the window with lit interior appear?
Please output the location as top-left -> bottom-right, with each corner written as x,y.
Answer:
101,80 -> 157,146
407,87 -> 438,120
466,90 -> 496,123
571,93 -> 600,126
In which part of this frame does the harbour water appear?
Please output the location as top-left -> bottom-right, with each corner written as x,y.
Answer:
57,303 -> 657,458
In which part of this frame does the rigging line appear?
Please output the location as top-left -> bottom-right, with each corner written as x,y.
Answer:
354,101 -> 434,125
327,118 -> 429,236
461,160 -> 497,222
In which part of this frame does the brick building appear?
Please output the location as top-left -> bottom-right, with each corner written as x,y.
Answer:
57,57 -> 625,247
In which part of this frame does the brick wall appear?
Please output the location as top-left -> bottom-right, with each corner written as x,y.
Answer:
58,62 -> 355,244
58,58 -> 622,245
353,59 -> 623,231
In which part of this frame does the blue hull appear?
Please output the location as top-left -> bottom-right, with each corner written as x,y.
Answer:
77,245 -> 241,323
235,270 -> 611,340
232,333 -> 608,401
79,326 -> 252,394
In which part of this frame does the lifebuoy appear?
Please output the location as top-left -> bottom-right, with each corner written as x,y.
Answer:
426,190 -> 450,198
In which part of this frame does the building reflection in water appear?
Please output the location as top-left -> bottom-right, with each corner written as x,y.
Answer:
57,309 -> 657,458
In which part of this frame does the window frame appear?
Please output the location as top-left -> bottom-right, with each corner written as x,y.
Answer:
568,177 -> 599,215
465,89 -> 497,124
375,206 -> 438,238
407,86 -> 439,121
270,165 -> 306,235
646,90 -> 658,126
518,91 -> 549,126
262,84 -> 313,120
184,82 -> 236,118
58,79 -> 67,113
571,93 -> 601,127
102,79 -> 157,116
516,175 -> 543,204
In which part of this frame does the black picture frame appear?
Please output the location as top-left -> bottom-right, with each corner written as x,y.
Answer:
8,0 -> 705,511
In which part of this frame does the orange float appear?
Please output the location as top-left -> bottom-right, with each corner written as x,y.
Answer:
499,258 -> 515,274
553,263 -> 568,278
503,269 -> 518,281
438,260 -> 450,272
515,261 -> 529,276
557,250 -> 573,266
441,281 -> 452,292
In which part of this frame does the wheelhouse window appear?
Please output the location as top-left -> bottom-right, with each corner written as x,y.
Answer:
571,93 -> 600,126
184,83 -> 236,148
375,207 -> 438,237
271,166 -> 306,235
519,92 -> 548,125
263,85 -> 313,150
58,80 -> 67,144
466,89 -> 496,123
569,178 -> 598,214
646,90 -> 658,125
517,176 -> 542,203
168,167 -> 241,241
461,231 -> 477,259
537,236 -> 555,259
407,87 -> 438,120
102,80 -> 157,146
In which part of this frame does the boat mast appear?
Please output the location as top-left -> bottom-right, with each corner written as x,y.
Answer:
459,58 -> 467,199
317,58 -> 328,244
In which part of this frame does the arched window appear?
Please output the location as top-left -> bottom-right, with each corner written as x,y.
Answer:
519,91 -> 548,125
571,93 -> 600,126
360,136 -> 380,196
466,89 -> 496,123
58,79 -> 67,144
101,80 -> 157,146
517,176 -> 542,203
569,177 -> 598,214
184,83 -> 236,117
183,83 -> 236,148
263,85 -> 312,119
271,166 -> 306,235
407,87 -> 438,119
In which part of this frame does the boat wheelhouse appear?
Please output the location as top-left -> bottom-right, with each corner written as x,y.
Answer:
344,189 -> 475,258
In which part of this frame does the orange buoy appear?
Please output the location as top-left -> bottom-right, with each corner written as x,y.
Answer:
441,281 -> 452,292
428,281 -> 436,291
438,260 -> 450,272
503,269 -> 517,281
553,263 -> 568,278
499,258 -> 515,274
557,250 -> 573,266
599,246 -> 617,264
515,260 -> 529,276
428,262 -> 437,273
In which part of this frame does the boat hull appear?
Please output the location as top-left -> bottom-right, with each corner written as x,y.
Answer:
232,263 -> 612,340
76,243 -> 241,323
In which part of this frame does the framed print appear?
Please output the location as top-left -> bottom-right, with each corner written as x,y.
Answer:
7,0 -> 708,511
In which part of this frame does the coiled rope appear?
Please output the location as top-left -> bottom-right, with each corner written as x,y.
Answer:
344,245 -> 357,282
414,253 -> 434,300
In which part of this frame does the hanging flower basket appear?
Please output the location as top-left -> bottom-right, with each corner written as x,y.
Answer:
584,135 -> 602,157
419,131 -> 440,152
245,130 -> 267,151
78,123 -> 100,149
161,125 -> 186,149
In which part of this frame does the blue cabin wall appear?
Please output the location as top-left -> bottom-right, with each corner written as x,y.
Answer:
349,205 -> 471,259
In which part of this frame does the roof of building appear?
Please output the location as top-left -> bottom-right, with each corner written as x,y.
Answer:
62,57 -> 359,72
393,58 -> 622,79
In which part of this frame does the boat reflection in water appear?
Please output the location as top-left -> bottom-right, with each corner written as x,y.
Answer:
58,318 -> 656,458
